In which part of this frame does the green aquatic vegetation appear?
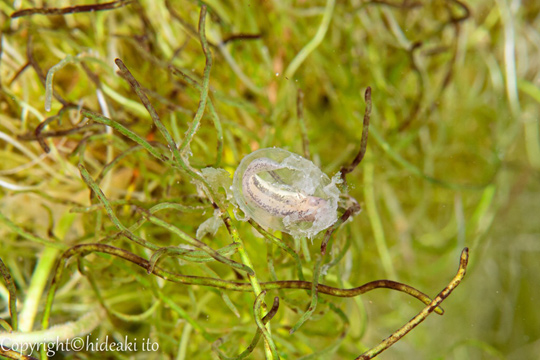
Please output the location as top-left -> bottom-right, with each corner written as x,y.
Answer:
1,1 -> 539,359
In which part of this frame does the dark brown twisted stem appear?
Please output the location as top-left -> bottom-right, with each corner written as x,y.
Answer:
356,247 -> 470,359
46,243 -> 444,315
11,0 -> 132,18
340,87 -> 372,187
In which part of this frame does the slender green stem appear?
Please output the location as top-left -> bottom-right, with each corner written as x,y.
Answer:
19,247 -> 60,332
107,300 -> 161,322
254,291 -> 279,359
249,220 -> 305,281
300,236 -> 311,263
126,202 -> 210,234
144,211 -> 254,276
0,212 -> 66,250
517,79 -> 540,169
110,259 -> 214,342
70,199 -> 208,214
44,55 -> 82,111
321,202 -> 360,255
363,158 -> 396,279
213,296 -> 280,360
325,234 -> 352,271
296,89 -> 310,159
114,56 -> 221,207
159,294 -> 213,342
0,346 -> 38,360
78,163 -> 160,251
220,213 -> 273,358
0,318 -> 12,331
177,323 -> 193,360
495,0 -> 520,116
114,59 -> 186,169
95,144 -> 145,184
148,243 -> 240,272
81,109 -> 170,165
169,66 -> 223,166
114,56 -> 216,201
289,257 -> 322,334
178,5 -> 212,156
284,0 -> 336,79
0,257 -> 18,330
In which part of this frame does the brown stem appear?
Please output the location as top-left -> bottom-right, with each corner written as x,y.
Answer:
356,248 -> 469,359
340,87 -> 372,186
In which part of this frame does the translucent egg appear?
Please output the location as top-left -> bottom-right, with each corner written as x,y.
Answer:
232,148 -> 340,239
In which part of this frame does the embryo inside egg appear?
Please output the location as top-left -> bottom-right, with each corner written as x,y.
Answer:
232,148 -> 341,239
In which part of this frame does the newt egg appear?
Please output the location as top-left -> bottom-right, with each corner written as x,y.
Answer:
232,148 -> 340,239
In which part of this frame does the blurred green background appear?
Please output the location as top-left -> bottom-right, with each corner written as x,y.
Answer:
0,0 -> 539,359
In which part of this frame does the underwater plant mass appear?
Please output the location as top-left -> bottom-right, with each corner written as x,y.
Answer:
1,1 -> 540,359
